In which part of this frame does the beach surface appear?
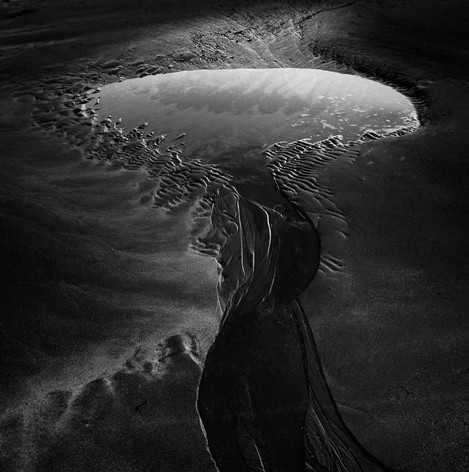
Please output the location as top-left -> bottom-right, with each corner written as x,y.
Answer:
0,1 -> 468,471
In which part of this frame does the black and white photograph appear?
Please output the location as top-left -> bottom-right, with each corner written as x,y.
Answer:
0,1 -> 467,471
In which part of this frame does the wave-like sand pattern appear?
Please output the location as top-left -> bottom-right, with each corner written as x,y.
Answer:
32,76 -> 235,194
263,127 -> 415,276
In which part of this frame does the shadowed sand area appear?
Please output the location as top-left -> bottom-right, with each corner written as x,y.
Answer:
0,1 -> 468,471
196,183 -> 387,471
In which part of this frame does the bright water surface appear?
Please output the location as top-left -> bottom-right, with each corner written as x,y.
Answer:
94,68 -> 417,161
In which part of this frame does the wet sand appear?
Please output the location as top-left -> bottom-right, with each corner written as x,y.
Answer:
0,1 -> 468,471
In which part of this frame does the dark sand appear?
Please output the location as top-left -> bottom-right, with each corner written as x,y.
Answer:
0,0 -> 468,471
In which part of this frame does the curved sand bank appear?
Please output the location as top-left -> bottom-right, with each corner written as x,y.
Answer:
0,1 -> 468,471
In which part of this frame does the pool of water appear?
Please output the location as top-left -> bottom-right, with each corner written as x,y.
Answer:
93,68 -> 417,164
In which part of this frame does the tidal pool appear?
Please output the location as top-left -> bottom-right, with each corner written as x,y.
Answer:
93,68 -> 417,164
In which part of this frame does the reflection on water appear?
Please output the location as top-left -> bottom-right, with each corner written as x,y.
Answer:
94,68 -> 417,163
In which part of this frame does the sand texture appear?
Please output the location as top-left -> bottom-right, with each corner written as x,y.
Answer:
0,1 -> 468,471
